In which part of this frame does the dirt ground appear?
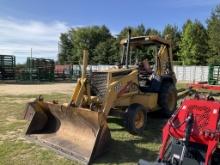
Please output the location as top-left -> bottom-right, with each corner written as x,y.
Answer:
0,83 -> 75,96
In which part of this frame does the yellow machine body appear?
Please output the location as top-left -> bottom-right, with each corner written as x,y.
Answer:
24,36 -> 177,164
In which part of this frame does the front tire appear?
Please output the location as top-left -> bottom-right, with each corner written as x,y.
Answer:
124,104 -> 147,135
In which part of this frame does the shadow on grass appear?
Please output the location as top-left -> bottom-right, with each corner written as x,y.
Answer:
94,139 -> 158,164
94,114 -> 167,164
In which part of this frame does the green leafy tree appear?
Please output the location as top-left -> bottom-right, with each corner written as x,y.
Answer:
145,28 -> 161,36
178,20 -> 209,65
162,24 -> 181,61
117,24 -> 147,41
207,5 -> 220,58
207,55 -> 220,65
70,25 -> 112,64
58,25 -> 113,64
58,33 -> 74,64
135,24 -> 146,36
93,38 -> 119,64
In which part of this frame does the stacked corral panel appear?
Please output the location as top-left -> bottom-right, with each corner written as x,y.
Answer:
0,55 -> 16,80
19,57 -> 55,81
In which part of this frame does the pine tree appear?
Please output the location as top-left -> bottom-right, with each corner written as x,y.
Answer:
162,24 -> 181,61
178,20 -> 208,65
207,5 -> 220,64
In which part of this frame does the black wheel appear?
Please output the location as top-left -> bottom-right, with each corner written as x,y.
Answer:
158,82 -> 177,117
124,104 -> 147,135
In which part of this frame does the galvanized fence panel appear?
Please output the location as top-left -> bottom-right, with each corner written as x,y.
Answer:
73,65 -> 209,83
174,66 -> 208,82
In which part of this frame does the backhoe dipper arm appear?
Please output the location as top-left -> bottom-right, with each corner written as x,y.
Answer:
102,70 -> 138,116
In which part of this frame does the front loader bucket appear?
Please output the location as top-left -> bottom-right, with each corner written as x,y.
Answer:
24,100 -> 111,164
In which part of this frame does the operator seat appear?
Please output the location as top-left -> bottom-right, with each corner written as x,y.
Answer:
138,59 -> 160,92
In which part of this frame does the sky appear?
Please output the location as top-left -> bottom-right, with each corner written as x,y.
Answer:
0,0 -> 219,63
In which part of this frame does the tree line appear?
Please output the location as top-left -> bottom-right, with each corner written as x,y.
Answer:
58,4 -> 220,65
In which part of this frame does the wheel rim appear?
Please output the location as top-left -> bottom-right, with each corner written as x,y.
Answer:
167,91 -> 176,112
134,110 -> 145,129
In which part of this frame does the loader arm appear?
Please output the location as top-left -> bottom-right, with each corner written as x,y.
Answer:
70,50 -> 90,106
70,78 -> 87,106
102,69 -> 139,116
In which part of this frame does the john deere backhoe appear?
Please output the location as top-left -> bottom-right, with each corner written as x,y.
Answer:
24,30 -> 177,164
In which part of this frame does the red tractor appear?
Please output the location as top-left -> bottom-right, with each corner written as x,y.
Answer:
139,95 -> 220,165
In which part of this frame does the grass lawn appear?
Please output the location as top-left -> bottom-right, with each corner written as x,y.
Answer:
0,94 -> 77,165
0,93 -> 166,165
0,84 -> 219,165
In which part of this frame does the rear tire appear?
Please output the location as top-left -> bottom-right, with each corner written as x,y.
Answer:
124,104 -> 147,135
158,82 -> 177,117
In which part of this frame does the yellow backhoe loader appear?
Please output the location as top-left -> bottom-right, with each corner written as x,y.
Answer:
24,30 -> 177,164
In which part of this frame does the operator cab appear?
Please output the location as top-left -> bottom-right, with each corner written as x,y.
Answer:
120,34 -> 173,92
